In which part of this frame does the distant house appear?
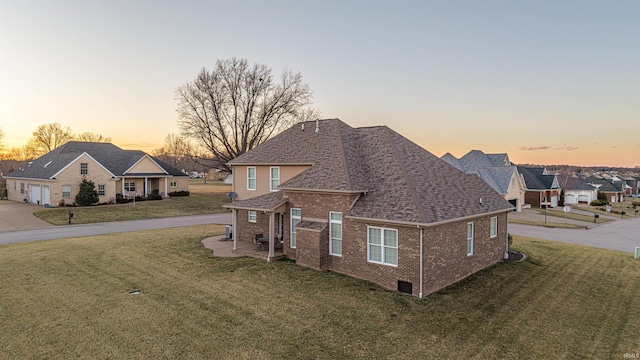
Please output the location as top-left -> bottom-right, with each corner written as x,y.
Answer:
4,142 -> 188,206
559,176 -> 597,205
224,119 -> 513,298
585,176 -> 624,203
518,166 -> 561,208
441,150 -> 524,211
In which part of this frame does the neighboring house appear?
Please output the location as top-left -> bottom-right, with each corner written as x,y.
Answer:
224,119 -> 513,298
518,166 -> 561,208
559,175 -> 597,205
5,142 -> 188,206
441,150 -> 524,211
584,176 -> 624,203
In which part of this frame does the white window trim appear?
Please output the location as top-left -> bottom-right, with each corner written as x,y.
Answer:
62,185 -> 72,198
329,212 -> 342,256
490,217 -> 498,238
170,181 -> 177,188
270,166 -> 280,192
248,210 -> 257,223
367,226 -> 398,267
80,162 -> 88,175
247,167 -> 256,191
290,208 -> 301,248
97,184 -> 106,196
467,222 -> 474,256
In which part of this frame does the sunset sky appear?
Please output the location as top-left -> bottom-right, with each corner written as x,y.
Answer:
1,0 -> 638,167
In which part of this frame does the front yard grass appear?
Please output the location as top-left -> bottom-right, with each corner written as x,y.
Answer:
531,208 -> 614,224
507,218 -> 586,228
33,192 -> 231,225
1,228 -> 638,359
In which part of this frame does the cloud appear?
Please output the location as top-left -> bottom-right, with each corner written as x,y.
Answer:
518,145 -> 550,151
555,145 -> 580,151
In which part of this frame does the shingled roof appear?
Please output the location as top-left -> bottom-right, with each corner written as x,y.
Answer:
518,166 -> 558,190
228,119 -> 512,225
6,141 -> 186,179
440,150 -> 518,195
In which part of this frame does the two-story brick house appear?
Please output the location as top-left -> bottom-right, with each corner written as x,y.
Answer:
224,119 -> 513,297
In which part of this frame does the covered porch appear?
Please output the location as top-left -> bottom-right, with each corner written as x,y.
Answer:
223,191 -> 289,262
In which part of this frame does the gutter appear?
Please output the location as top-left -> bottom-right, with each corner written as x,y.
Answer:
346,208 -> 511,228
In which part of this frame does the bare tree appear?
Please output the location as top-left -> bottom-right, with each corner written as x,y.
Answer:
176,58 -> 319,168
76,132 -> 112,143
151,133 -> 195,171
0,127 -> 5,159
30,123 -> 74,153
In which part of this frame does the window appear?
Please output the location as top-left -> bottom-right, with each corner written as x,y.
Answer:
367,226 -> 398,266
62,185 -> 71,198
97,184 -> 105,196
467,222 -> 474,256
124,182 -> 136,192
490,217 -> 498,238
290,208 -> 301,248
20,183 -> 25,194
248,210 -> 257,223
247,167 -> 256,190
270,167 -> 280,191
170,181 -> 177,188
329,212 -> 342,256
80,163 -> 88,175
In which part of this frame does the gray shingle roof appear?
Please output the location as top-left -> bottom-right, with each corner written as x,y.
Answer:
224,191 -> 287,211
518,166 -> 558,190
440,150 -> 517,195
229,119 -> 512,225
5,142 -> 186,179
559,176 -> 595,191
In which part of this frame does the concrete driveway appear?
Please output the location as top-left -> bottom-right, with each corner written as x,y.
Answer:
0,200 -> 54,232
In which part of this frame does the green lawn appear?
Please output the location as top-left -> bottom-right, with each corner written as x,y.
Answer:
531,208 -> 613,224
32,193 -> 231,225
1,227 -> 638,359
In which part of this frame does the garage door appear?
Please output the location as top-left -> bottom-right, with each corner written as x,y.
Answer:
42,186 -> 51,206
29,185 -> 41,204
564,195 -> 577,205
578,195 -> 589,203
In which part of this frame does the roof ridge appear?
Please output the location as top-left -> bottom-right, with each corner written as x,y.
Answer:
383,127 -> 428,222
335,122 -> 354,191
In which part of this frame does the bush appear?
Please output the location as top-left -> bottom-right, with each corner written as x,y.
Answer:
75,178 -> 99,206
168,191 -> 190,197
632,200 -> 640,207
147,194 -> 162,201
590,199 -> 608,206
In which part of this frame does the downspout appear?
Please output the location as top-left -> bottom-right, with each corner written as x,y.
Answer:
419,226 -> 424,299
504,214 -> 509,259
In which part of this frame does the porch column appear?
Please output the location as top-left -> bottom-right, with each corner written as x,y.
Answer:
122,177 -> 125,195
164,178 -> 168,196
268,212 -> 275,261
144,177 -> 148,196
232,209 -> 237,250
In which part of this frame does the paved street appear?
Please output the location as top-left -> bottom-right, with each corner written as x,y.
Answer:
509,217 -> 640,254
0,213 -> 233,245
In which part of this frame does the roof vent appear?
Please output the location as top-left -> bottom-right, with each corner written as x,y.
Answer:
479,197 -> 483,205
315,119 -> 319,133
301,123 -> 305,131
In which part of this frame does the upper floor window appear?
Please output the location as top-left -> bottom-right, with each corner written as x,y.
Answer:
270,167 -> 280,191
247,167 -> 256,190
80,163 -> 88,175
490,217 -> 498,238
467,222 -> 474,256
329,212 -> 342,256
367,226 -> 398,266
97,184 -> 106,196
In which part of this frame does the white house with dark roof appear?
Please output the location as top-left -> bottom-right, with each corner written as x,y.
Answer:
441,150 -> 525,211
4,142 -> 188,206
224,119 -> 513,297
